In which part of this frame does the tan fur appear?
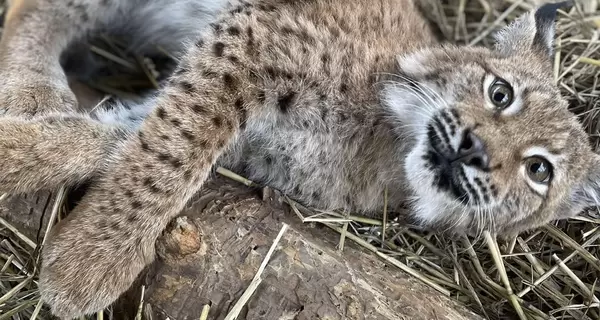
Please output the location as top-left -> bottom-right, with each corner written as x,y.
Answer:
4,0 -> 37,29
0,0 -> 596,318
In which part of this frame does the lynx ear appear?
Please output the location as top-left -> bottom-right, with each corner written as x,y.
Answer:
561,154 -> 600,219
494,1 -> 572,57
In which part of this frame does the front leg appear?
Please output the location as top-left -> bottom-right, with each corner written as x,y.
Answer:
39,29 -> 256,318
0,114 -> 125,194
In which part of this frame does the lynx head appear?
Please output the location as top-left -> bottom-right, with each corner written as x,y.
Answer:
384,1 -> 599,236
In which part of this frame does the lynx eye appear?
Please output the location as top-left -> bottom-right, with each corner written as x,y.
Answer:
488,78 -> 513,110
524,156 -> 552,184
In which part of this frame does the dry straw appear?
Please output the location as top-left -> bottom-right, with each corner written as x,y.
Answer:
1,0 -> 600,319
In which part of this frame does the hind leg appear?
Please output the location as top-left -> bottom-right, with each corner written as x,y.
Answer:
0,0 -> 129,116
0,0 -> 227,116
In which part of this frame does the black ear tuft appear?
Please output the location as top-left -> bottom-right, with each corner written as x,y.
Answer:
532,1 -> 573,55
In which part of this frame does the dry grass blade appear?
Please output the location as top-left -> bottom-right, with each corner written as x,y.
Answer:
135,285 -> 146,320
323,223 -> 451,296
199,304 -> 211,320
0,217 -> 36,250
484,232 -> 526,320
216,167 -> 256,187
223,223 -> 289,320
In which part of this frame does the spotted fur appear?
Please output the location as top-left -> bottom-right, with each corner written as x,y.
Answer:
0,0 -> 596,318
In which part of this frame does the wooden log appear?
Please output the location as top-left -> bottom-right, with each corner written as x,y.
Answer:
1,177 -> 482,320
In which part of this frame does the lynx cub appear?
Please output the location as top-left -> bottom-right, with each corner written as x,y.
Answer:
0,0 -> 593,317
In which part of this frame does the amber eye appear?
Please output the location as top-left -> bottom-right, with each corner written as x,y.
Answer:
488,78 -> 513,109
524,157 -> 552,184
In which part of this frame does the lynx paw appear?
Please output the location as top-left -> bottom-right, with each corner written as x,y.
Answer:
39,215 -> 153,319
0,77 -> 77,116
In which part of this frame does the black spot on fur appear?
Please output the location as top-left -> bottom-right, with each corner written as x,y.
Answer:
328,26 -> 341,38
338,112 -> 348,122
124,190 -> 134,198
340,82 -> 348,93
183,170 -> 192,181
170,158 -> 183,169
74,4 -> 89,22
181,129 -> 195,141
211,23 -> 223,35
156,107 -> 167,120
265,155 -> 273,165
191,104 -> 205,114
227,26 -> 241,36
311,191 -> 321,201
245,27 -> 258,56
157,153 -> 171,162
228,117 -> 237,130
265,66 -> 277,78
474,178 -> 490,203
216,139 -> 227,149
140,140 -> 151,152
170,119 -> 182,127
131,201 -> 143,209
321,53 -> 330,73
257,90 -> 266,103
110,221 -> 122,231
490,185 -> 499,197
234,98 -> 247,129
230,6 -> 244,15
293,185 -> 301,195
196,38 -> 205,48
143,177 -> 161,193
299,30 -> 315,44
228,55 -> 240,64
198,139 -> 209,149
277,91 -> 296,112
213,42 -> 226,57
97,218 -> 109,230
212,116 -> 223,127
180,81 -> 195,93
281,26 -> 294,35
202,69 -> 219,78
319,105 -> 328,122
258,4 -> 276,11
160,135 -> 170,141
222,73 -> 237,91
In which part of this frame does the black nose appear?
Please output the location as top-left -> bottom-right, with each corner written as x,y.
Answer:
456,130 -> 489,169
